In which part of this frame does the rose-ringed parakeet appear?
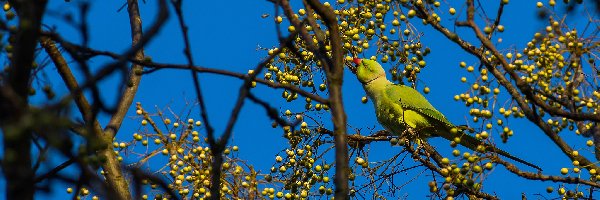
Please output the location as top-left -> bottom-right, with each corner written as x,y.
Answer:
351,58 -> 541,171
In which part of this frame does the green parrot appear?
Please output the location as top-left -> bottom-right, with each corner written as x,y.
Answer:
351,58 -> 541,171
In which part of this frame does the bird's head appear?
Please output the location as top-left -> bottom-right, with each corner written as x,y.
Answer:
352,58 -> 386,84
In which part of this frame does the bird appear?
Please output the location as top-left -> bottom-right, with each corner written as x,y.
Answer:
351,57 -> 541,171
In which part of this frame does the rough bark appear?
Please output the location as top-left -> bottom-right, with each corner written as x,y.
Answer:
0,1 -> 47,199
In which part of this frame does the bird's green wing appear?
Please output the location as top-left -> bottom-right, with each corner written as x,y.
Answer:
385,84 -> 454,127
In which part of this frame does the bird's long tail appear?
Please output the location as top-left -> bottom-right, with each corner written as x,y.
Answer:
437,126 -> 542,171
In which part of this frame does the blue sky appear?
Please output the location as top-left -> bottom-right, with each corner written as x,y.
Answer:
15,0 -> 596,199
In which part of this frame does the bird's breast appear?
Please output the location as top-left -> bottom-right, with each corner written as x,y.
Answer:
374,100 -> 406,135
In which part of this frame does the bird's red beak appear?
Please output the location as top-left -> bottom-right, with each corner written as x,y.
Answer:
353,58 -> 362,65
349,58 -> 361,74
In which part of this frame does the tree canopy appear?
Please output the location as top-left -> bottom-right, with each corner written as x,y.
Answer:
0,0 -> 599,199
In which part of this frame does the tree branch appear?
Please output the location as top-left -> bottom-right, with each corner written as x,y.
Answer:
1,1 -> 47,199
303,1 -> 349,199
411,0 -> 599,173
42,32 -> 330,105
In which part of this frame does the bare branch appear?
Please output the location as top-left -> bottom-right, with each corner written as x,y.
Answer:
1,1 -> 48,199
494,158 -> 600,188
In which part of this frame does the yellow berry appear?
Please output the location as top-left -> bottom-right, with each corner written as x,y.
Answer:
484,26 -> 492,34
298,9 -> 306,15
407,10 -> 416,18
355,157 -> 365,165
319,84 -> 327,91
480,131 -> 489,139
485,162 -> 493,169
3,2 -> 10,11
441,158 -> 450,165
558,187 -> 566,195
497,25 -> 505,32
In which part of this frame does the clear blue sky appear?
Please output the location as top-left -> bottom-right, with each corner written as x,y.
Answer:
14,0 -> 595,199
